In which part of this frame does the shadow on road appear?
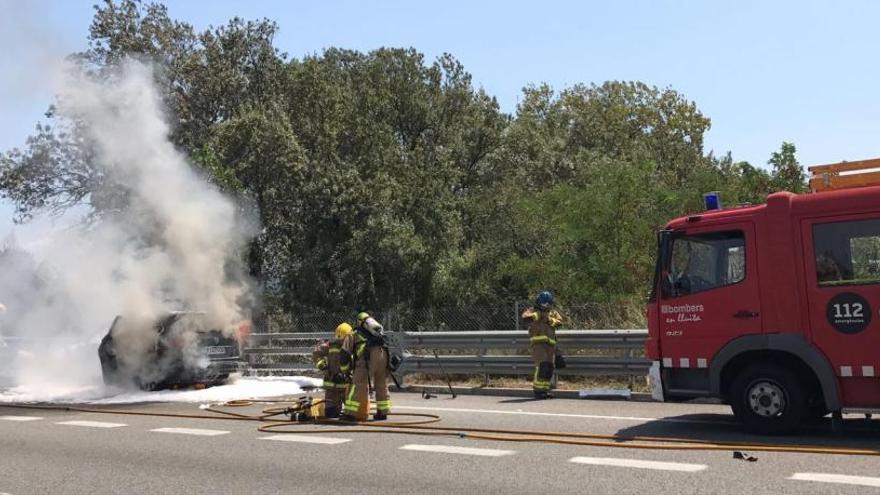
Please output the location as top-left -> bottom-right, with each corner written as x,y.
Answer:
614,412 -> 880,450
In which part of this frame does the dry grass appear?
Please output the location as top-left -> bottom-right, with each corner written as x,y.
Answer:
403,373 -> 649,393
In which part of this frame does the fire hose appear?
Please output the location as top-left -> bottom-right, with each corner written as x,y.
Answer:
3,400 -> 880,456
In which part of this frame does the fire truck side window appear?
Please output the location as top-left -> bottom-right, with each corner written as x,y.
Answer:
813,219 -> 880,287
668,230 -> 745,297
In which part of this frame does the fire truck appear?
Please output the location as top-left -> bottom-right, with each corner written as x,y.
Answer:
646,158 -> 880,434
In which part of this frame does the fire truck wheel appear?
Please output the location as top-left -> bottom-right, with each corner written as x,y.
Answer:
729,363 -> 807,435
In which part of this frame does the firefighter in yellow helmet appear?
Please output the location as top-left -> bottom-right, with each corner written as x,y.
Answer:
521,291 -> 563,399
312,322 -> 354,418
340,311 -> 391,421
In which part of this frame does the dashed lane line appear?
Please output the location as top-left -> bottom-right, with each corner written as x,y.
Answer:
569,456 -> 707,472
0,416 -> 42,422
789,473 -> 880,488
150,427 -> 230,436
56,420 -> 126,429
260,434 -> 351,445
394,405 -> 728,425
400,444 -> 516,457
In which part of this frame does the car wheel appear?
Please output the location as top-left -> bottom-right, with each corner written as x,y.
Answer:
729,363 -> 806,435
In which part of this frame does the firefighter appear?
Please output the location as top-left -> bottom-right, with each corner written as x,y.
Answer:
312,322 -> 354,418
340,311 -> 391,421
521,291 -> 563,399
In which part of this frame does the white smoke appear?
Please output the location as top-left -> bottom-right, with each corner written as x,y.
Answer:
0,59 -> 255,399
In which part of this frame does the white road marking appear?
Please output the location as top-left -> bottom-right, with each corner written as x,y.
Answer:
150,427 -> 229,436
569,456 -> 707,472
260,434 -> 351,445
790,473 -> 880,488
56,420 -> 126,429
400,444 -> 515,457
0,416 -> 43,422
394,405 -> 727,424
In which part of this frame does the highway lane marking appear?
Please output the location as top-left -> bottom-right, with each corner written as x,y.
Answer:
150,427 -> 230,436
260,434 -> 351,445
0,416 -> 43,422
789,473 -> 880,488
394,405 -> 728,425
400,444 -> 515,457
56,420 -> 126,429
569,456 -> 707,472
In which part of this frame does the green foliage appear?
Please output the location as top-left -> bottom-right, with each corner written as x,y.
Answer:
0,0 -> 812,316
768,141 -> 807,193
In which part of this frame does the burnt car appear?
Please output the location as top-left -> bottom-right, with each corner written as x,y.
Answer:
98,312 -> 250,391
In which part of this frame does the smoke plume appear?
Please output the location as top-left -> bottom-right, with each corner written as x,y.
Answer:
0,59 -> 254,399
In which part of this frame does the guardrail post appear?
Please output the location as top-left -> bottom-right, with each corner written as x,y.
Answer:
626,345 -> 635,390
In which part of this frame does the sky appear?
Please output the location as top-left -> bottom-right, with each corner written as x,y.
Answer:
2,0 -> 880,243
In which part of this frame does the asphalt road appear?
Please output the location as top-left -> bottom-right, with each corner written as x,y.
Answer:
2,392 -> 880,495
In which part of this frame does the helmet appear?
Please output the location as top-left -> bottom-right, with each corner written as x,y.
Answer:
357,312 -> 370,324
335,322 -> 353,339
536,291 -> 554,310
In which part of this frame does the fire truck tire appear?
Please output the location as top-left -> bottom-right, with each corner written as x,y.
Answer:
729,363 -> 807,435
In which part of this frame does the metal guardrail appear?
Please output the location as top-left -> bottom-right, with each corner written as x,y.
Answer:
243,329 -> 651,377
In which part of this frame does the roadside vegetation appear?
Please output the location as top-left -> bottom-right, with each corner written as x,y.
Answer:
0,0 -> 808,323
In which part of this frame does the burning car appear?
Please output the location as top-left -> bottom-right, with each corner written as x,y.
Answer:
98,311 -> 250,391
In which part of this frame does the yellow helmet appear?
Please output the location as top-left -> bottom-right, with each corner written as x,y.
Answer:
357,312 -> 370,323
335,322 -> 353,339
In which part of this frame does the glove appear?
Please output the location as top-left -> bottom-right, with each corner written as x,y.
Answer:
333,372 -> 349,384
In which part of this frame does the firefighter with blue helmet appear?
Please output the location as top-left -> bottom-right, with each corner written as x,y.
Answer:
521,291 -> 563,399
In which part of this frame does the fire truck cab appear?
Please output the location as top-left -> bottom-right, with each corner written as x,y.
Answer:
647,158 -> 880,433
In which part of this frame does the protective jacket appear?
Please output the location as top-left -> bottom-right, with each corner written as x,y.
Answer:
522,307 -> 563,396
341,321 -> 391,420
312,338 -> 350,417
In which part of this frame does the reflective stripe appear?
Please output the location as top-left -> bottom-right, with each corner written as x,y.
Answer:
328,348 -> 341,354
340,364 -> 351,372
376,400 -> 392,412
529,335 -> 557,345
533,367 -> 551,390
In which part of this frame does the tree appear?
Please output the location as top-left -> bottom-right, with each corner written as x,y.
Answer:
768,142 -> 807,193
2,0 -> 787,317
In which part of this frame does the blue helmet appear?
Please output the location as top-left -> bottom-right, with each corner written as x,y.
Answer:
536,291 -> 554,309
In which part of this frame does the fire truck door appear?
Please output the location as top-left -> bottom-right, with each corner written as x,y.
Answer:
804,215 -> 880,407
659,223 -> 761,380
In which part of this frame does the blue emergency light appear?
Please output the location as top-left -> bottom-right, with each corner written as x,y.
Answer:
703,191 -> 722,211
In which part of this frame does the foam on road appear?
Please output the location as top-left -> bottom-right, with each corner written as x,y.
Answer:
0,376 -> 319,404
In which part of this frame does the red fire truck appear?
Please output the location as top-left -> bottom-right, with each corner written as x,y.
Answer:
646,158 -> 880,433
